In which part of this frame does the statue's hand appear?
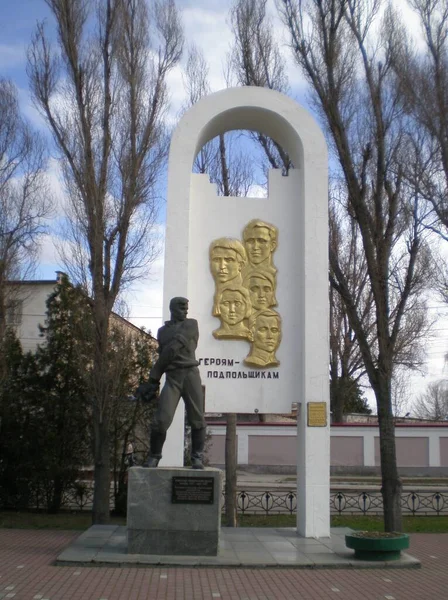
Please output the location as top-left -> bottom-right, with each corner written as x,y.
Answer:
135,380 -> 159,403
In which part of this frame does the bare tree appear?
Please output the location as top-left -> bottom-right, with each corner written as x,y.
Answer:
413,380 -> 448,420
229,0 -> 291,174
390,0 -> 448,309
28,0 -> 183,524
183,48 -> 254,199
0,78 -> 51,374
182,45 -> 217,176
329,200 -> 374,421
228,0 -> 374,423
277,0 -> 433,531
391,367 -> 412,418
394,0 -> 448,238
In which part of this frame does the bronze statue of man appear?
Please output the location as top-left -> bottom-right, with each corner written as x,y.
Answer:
143,297 -> 207,469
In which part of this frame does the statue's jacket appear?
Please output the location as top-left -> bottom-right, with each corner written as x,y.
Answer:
150,318 -> 200,380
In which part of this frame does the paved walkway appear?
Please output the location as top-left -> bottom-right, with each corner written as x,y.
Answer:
56,526 -> 419,569
0,528 -> 447,599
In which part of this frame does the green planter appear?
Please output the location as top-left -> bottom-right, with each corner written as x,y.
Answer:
345,532 -> 410,561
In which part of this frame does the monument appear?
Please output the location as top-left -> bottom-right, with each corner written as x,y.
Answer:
131,86 -> 329,542
140,296 -> 207,470
127,297 -> 222,555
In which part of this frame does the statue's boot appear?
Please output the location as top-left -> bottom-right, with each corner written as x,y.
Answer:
144,430 -> 167,468
190,427 -> 206,470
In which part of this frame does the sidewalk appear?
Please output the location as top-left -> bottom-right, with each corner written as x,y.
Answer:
1,528 -> 447,599
55,525 -> 420,568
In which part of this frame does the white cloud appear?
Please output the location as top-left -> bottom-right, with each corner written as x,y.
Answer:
38,232 -> 60,267
182,6 -> 232,91
45,158 -> 69,215
247,183 -> 267,198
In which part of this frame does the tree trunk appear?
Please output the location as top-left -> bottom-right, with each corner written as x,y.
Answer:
92,416 -> 111,524
0,279 -> 7,383
374,374 -> 403,532
49,476 -> 63,514
91,285 -> 112,524
219,135 -> 231,197
330,379 -> 344,424
224,412 -> 238,527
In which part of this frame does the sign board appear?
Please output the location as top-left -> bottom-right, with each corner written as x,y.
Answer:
171,477 -> 215,505
307,402 -> 327,427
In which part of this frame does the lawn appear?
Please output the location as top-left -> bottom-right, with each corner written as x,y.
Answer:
239,514 -> 448,532
0,511 -> 126,530
1,510 -> 447,532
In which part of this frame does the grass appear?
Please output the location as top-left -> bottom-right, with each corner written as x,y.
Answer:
331,515 -> 448,533
1,511 -> 447,533
239,514 -> 448,533
0,511 -> 126,530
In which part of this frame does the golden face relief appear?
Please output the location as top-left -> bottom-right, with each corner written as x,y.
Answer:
209,220 -> 281,367
244,311 -> 281,368
210,247 -> 242,284
219,290 -> 247,325
253,315 -> 281,353
212,287 -> 252,340
244,226 -> 275,267
248,276 -> 275,311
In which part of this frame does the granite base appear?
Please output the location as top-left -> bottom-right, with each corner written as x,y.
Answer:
127,467 -> 223,556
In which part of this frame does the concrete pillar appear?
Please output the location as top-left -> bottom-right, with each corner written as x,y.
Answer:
164,87 -> 329,536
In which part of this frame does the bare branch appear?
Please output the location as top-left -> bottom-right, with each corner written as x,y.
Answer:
0,78 -> 51,370
27,0 -> 183,524
278,0 -> 433,531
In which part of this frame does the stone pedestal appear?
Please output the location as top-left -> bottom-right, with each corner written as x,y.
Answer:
127,467 -> 223,556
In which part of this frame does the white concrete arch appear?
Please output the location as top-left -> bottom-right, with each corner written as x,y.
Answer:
164,86 -> 327,305
191,105 -> 305,168
161,87 -> 330,538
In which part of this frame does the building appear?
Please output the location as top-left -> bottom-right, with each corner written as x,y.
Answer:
206,420 -> 448,475
4,272 -> 156,353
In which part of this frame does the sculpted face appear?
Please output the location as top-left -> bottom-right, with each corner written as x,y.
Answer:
171,299 -> 188,321
253,315 -> 281,352
248,276 -> 275,310
244,226 -> 274,265
219,290 -> 247,326
210,247 -> 241,284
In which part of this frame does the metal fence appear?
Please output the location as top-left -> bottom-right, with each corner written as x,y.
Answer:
12,482 -> 447,516
235,489 -> 448,516
331,489 -> 448,516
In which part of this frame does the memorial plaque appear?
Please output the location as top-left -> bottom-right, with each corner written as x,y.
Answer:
172,476 -> 214,504
307,402 -> 327,427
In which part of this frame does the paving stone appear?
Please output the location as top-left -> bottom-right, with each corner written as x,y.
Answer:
230,541 -> 269,551
135,555 -> 161,565
289,537 -> 326,547
235,552 -> 278,565
0,528 -> 436,600
270,551 -> 314,565
262,541 -> 298,551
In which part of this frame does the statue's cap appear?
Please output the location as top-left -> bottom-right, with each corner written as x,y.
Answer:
169,296 -> 188,309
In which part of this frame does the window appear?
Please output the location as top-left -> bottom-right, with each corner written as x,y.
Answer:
6,300 -> 23,326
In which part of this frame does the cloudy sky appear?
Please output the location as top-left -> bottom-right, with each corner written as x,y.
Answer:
2,0 -> 447,411
1,0 -> 299,331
